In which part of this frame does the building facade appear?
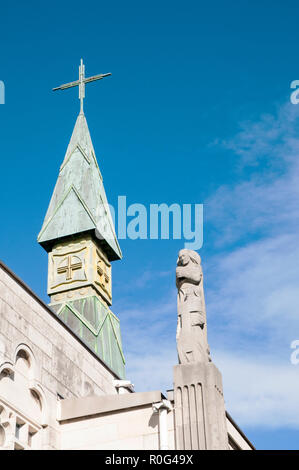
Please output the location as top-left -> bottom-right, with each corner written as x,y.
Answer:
0,63 -> 254,450
0,259 -> 254,450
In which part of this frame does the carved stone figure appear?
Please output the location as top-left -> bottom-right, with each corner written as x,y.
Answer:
176,249 -> 211,364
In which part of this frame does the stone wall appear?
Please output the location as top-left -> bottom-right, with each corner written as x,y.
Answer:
0,262 -> 118,449
58,392 -> 175,450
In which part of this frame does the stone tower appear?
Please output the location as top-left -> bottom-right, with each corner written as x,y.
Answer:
174,249 -> 228,449
38,108 -> 125,379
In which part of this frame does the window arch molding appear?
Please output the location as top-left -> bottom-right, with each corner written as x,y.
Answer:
0,362 -> 14,380
13,343 -> 37,382
28,384 -> 49,427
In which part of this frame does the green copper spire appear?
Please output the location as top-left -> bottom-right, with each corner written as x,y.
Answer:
38,112 -> 122,261
39,60 -> 125,379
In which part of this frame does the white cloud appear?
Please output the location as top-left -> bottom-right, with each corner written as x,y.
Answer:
205,103 -> 299,247
125,347 -> 177,394
206,233 -> 299,346
201,103 -> 299,428
122,101 -> 299,430
214,350 -> 299,429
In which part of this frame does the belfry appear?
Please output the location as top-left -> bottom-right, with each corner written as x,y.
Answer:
38,60 -> 125,379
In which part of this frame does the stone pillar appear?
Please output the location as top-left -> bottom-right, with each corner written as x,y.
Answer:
152,399 -> 173,450
173,362 -> 228,450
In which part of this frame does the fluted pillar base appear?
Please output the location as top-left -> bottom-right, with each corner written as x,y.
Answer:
173,362 -> 228,450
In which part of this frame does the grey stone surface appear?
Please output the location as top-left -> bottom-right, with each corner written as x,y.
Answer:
58,390 -> 163,421
176,249 -> 211,364
173,362 -> 228,450
0,261 -> 117,449
174,251 -> 228,450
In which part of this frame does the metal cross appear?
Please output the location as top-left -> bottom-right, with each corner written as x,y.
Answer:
53,59 -> 111,114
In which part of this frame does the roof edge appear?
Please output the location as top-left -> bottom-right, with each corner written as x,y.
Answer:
38,229 -> 122,261
226,411 -> 255,450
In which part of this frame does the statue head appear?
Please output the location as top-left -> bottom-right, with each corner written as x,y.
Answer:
177,249 -> 201,267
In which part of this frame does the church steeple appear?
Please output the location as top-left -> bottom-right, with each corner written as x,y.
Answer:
38,111 -> 121,261
38,61 -> 125,379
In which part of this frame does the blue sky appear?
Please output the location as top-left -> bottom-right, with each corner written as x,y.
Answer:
1,0 -> 299,449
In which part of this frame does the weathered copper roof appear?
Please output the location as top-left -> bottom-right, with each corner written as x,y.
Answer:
38,112 -> 122,261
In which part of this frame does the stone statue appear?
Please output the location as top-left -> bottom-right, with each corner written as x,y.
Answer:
176,249 -> 211,364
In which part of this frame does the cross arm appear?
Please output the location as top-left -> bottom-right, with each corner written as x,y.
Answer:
52,73 -> 111,92
83,73 -> 111,84
52,80 -> 80,91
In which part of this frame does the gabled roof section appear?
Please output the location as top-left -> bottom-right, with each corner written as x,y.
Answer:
38,113 -> 122,261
